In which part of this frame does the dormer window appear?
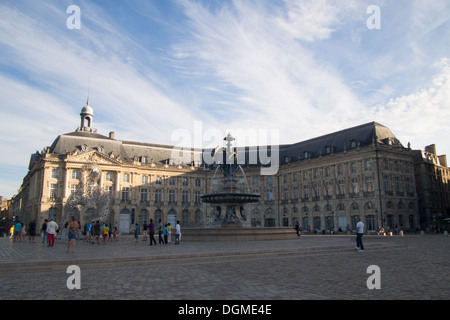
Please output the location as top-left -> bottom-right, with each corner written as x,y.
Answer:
304,151 -> 310,159
350,140 -> 359,149
325,146 -> 333,154
140,156 -> 148,164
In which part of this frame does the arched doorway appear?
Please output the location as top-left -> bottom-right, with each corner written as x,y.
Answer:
167,209 -> 177,229
119,209 -> 131,234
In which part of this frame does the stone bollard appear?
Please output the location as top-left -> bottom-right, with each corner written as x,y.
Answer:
445,231 -> 448,237
420,230 -> 424,236
399,230 -> 404,237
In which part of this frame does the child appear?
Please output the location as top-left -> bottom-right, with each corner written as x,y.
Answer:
103,224 -> 109,244
163,224 -> 168,244
134,223 -> 139,242
113,226 -> 118,242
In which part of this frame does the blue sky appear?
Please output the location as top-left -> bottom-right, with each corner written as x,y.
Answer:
0,0 -> 449,198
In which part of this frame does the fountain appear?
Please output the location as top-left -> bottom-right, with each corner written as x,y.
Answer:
182,133 -> 296,241
60,162 -> 113,229
201,133 -> 260,228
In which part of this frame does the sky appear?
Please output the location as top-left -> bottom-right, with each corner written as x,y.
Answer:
0,0 -> 449,198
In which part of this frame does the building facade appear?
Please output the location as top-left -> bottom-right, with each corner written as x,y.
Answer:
413,144 -> 450,229
11,101 -> 448,233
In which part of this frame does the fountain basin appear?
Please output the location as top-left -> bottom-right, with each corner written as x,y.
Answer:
200,193 -> 260,204
181,227 -> 297,242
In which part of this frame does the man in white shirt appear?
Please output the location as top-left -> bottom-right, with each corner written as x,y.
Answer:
175,221 -> 181,245
46,218 -> 59,247
355,217 -> 365,252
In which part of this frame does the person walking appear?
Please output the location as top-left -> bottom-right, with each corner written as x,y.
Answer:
46,218 -> 58,247
103,224 -> 110,244
134,223 -> 139,242
167,223 -> 172,243
113,226 -> 118,242
41,219 -> 48,244
163,224 -> 168,244
92,220 -> 101,244
28,220 -> 37,243
14,221 -> 22,242
158,224 -> 164,244
142,221 -> 148,241
294,220 -> 301,238
175,220 -> 181,245
86,220 -> 92,242
148,219 -> 157,246
67,216 -> 79,253
355,217 -> 365,252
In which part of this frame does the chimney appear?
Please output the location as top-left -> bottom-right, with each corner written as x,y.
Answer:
425,144 -> 436,155
109,132 -> 115,139
438,155 -> 447,167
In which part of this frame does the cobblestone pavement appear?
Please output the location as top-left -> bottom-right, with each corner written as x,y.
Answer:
0,233 -> 448,301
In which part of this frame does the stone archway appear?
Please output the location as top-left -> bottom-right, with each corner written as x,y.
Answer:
119,209 -> 131,234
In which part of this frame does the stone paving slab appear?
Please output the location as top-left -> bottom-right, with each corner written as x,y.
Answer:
0,234 -> 448,301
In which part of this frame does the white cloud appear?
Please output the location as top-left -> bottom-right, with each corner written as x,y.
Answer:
0,0 -> 449,198
368,58 -> 450,152
173,0 -> 365,143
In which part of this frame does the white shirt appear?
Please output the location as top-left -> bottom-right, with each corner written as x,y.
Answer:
175,224 -> 181,235
46,221 -> 59,234
356,221 -> 364,234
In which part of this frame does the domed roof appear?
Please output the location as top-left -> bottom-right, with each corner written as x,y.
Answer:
80,99 -> 94,116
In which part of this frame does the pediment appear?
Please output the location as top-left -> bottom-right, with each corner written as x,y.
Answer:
66,150 -> 121,165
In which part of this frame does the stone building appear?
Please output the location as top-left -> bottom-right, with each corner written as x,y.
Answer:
413,144 -> 450,228
13,100 -> 448,233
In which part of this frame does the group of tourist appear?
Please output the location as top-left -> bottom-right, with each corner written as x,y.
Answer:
85,220 -> 118,245
7,216 -> 182,253
8,218 -> 59,245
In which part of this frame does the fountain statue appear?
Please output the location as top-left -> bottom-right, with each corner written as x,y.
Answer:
201,133 -> 260,228
61,162 -> 113,226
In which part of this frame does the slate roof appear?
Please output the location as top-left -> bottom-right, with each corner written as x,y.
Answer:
44,121 -> 403,167
278,121 -> 403,163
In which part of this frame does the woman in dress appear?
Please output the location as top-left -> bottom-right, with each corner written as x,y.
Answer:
67,216 -> 79,253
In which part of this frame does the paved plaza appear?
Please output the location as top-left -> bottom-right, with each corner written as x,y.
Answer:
0,233 -> 448,301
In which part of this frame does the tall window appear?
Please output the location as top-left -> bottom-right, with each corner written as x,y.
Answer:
51,169 -> 59,179
169,190 -> 176,203
365,160 -> 372,172
293,186 -> 299,201
140,188 -> 148,202
395,177 -> 401,193
303,186 -> 309,200
351,178 -> 358,195
155,189 -> 162,203
182,210 -> 189,227
365,177 -> 373,195
195,191 -> 201,204
123,173 -> 130,183
50,184 -> 58,200
182,190 -> 189,203
72,170 -> 80,180
121,187 -> 130,201
266,189 -> 274,201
